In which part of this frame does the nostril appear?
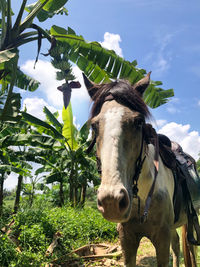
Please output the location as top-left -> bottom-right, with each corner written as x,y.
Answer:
97,199 -> 102,207
97,198 -> 104,213
119,196 -> 127,211
118,189 -> 129,212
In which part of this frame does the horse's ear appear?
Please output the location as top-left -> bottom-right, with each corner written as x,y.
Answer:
133,71 -> 151,96
82,73 -> 98,99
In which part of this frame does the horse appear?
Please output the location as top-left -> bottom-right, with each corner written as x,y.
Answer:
83,72 -> 199,267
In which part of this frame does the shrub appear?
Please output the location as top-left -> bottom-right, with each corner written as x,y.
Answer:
0,202 -> 118,266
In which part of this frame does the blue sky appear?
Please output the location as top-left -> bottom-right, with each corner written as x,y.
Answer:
7,0 -> 200,172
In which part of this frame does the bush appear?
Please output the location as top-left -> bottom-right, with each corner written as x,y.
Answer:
0,202 -> 118,266
0,235 -> 17,266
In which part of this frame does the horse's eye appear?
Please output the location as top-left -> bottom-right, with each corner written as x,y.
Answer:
134,118 -> 144,128
91,122 -> 99,133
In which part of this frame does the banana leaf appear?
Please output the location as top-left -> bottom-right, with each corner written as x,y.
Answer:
25,1 -> 68,22
50,26 -> 174,108
62,102 -> 77,150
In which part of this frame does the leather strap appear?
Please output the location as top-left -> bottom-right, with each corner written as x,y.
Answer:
141,130 -> 159,222
179,164 -> 200,245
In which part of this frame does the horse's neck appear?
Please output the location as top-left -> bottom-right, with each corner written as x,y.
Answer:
138,144 -> 174,202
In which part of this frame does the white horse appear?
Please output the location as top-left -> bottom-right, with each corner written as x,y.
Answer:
83,72 -> 198,267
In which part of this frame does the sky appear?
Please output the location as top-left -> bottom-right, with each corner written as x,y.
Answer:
5,0 -> 200,188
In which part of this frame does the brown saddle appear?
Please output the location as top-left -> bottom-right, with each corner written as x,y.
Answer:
159,139 -> 200,245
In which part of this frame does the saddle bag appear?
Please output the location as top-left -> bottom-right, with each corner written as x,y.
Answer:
171,141 -> 200,245
171,142 -> 200,210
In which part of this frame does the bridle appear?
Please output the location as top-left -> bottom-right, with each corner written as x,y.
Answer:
87,118 -> 160,223
131,125 -> 159,222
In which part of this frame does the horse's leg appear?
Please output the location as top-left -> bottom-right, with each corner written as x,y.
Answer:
117,223 -> 140,267
188,244 -> 197,267
171,229 -> 180,267
151,226 -> 171,267
182,224 -> 197,267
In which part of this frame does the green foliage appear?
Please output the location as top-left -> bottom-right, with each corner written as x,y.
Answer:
0,201 -> 117,266
197,156 -> 200,175
0,0 -> 71,123
0,235 -> 17,266
25,1 -> 68,22
50,25 -> 174,109
62,103 -> 77,149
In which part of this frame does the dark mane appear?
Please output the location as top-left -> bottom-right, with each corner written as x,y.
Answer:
91,80 -> 151,119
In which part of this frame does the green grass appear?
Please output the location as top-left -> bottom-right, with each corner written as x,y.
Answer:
4,198 -> 14,208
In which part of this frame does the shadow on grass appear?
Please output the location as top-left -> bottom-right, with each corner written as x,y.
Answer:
136,256 -> 157,267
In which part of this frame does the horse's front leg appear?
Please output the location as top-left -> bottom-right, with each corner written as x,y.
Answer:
117,223 -> 141,267
151,226 -> 171,267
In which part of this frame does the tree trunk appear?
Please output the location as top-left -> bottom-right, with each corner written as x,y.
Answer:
59,180 -> 64,207
80,184 -> 87,207
73,187 -> 78,207
0,173 -> 5,217
69,182 -> 73,203
29,182 -> 35,207
13,175 -> 23,214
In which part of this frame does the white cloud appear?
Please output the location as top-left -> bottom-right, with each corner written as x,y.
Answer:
152,119 -> 167,128
21,60 -> 63,107
4,173 -> 18,190
198,100 -> 200,106
100,32 -> 123,57
165,97 -> 180,114
23,97 -> 62,121
166,106 -> 180,114
158,122 -> 200,160
153,33 -> 173,75
144,32 -> 174,76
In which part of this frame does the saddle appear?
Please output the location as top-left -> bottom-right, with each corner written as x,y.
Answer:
159,139 -> 200,245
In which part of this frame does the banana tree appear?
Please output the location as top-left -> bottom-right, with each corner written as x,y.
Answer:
0,0 -> 68,122
19,106 -> 71,206
21,104 -> 98,207
0,147 -> 32,216
49,26 -> 174,109
61,102 -> 99,207
0,120 -> 34,215
39,106 -> 98,207
0,116 -> 63,213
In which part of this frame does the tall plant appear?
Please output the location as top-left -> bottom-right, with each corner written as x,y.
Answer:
0,0 -> 68,122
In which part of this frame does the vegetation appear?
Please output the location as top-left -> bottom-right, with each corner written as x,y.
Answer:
0,197 -> 117,266
197,156 -> 200,175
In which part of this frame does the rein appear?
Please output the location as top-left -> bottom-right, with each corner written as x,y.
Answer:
132,125 -> 159,222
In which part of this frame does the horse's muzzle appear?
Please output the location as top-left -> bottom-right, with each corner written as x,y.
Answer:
97,186 -> 130,222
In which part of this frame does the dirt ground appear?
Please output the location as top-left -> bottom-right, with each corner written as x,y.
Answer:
74,238 -> 157,267
60,237 -> 192,266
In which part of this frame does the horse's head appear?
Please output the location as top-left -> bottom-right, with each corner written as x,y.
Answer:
84,73 -> 151,222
